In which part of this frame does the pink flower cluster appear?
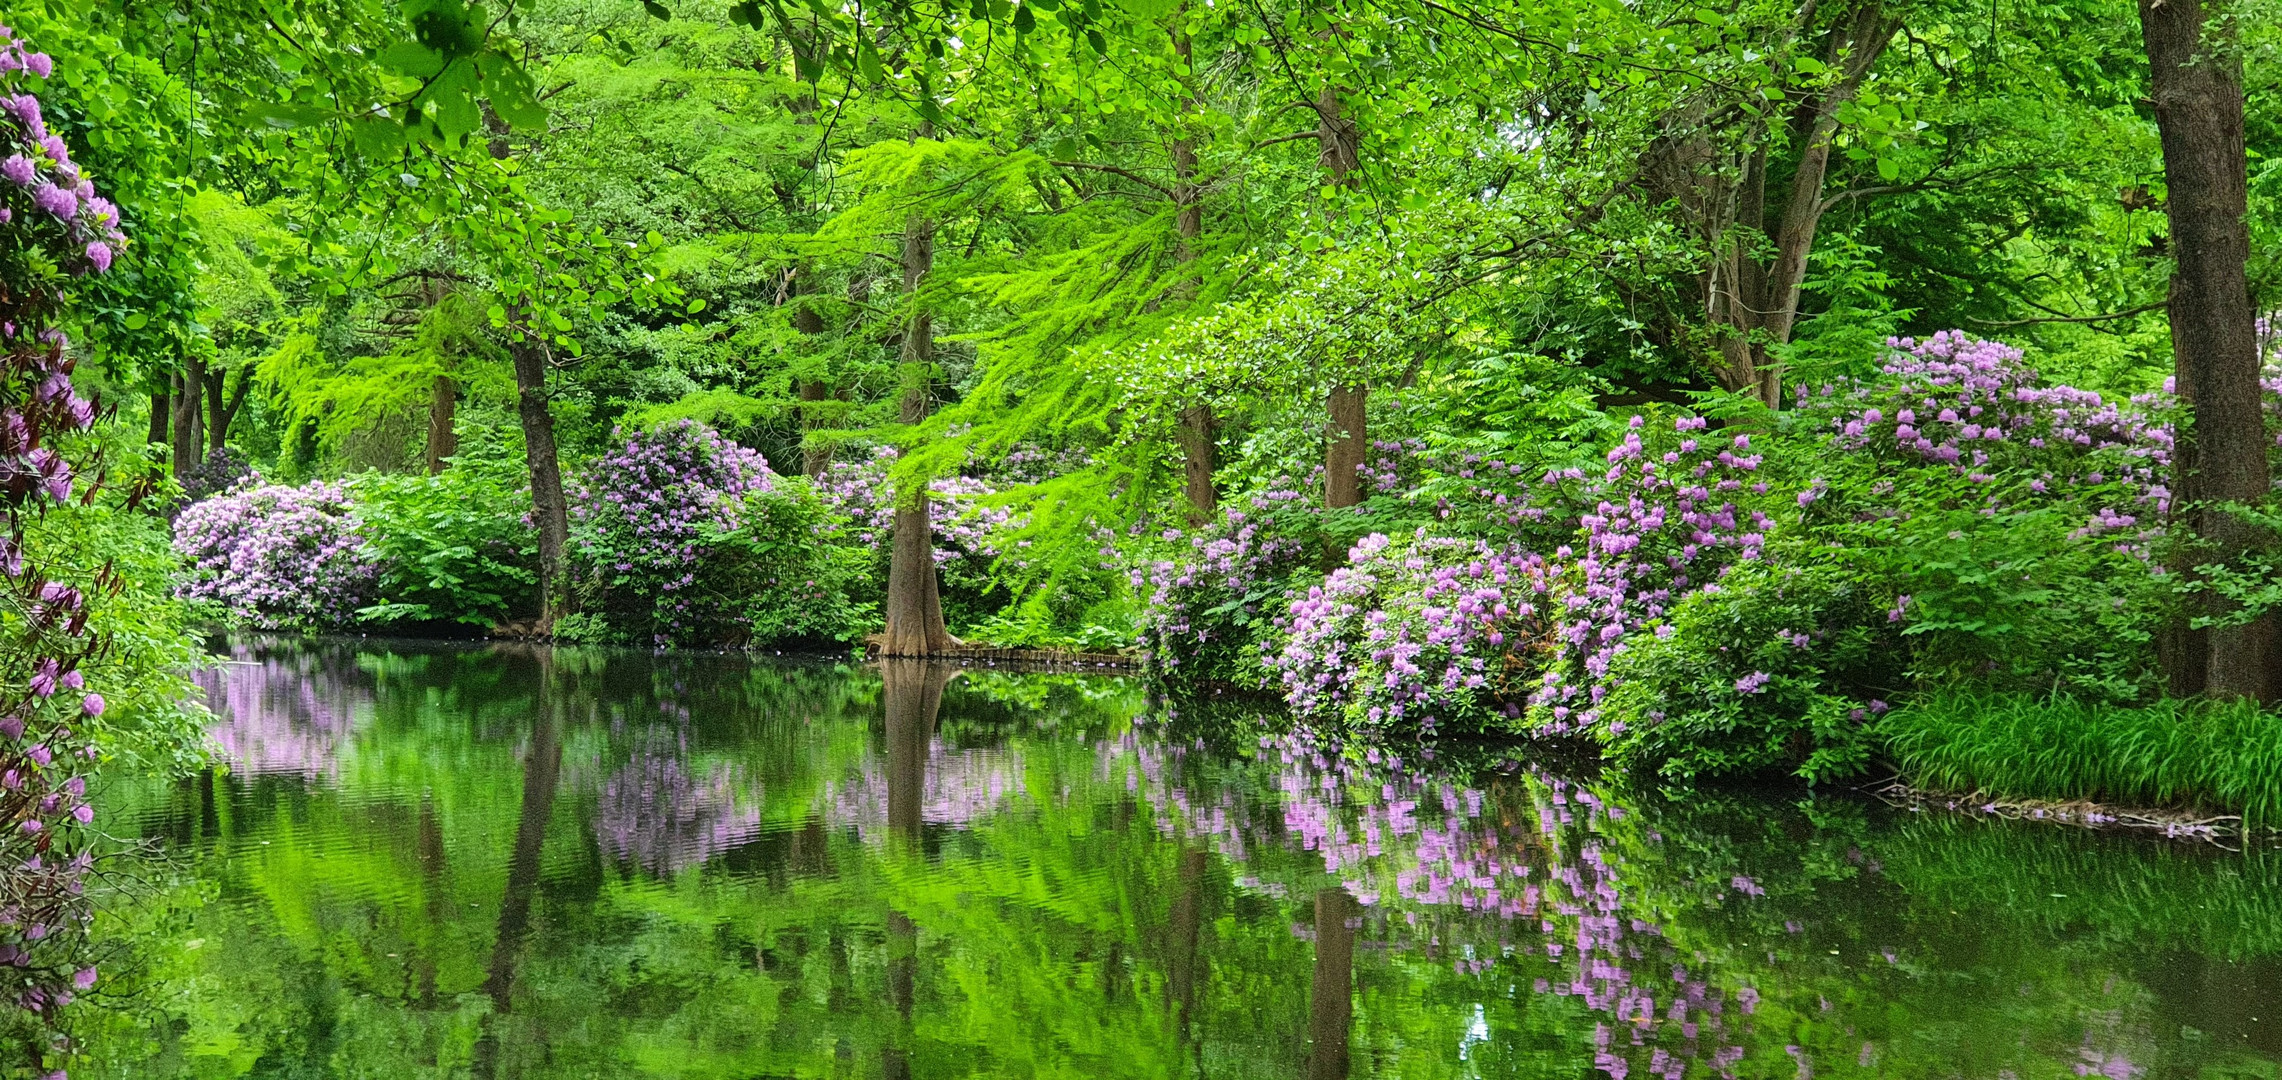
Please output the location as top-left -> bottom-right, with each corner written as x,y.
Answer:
0,27 -> 122,277
567,419 -> 777,644
172,481 -> 381,629
815,446 -> 1017,566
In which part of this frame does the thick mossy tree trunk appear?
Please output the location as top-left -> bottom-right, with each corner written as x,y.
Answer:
1315,82 -> 1369,511
2141,0 -> 2271,700
511,336 -> 571,633
424,374 -> 457,475
880,163 -> 955,657
170,360 -> 204,477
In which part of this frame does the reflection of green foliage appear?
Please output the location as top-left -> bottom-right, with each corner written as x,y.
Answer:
71,645 -> 2282,1078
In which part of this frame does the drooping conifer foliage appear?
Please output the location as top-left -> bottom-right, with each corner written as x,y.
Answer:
0,0 -> 2279,1063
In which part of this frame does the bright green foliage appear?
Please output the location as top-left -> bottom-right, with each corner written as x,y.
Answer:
352,451 -> 540,628
1882,691 -> 2282,828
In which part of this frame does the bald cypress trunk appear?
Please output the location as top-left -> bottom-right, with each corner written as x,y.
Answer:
2141,0 -> 2270,699
512,337 -> 570,633
880,132 -> 955,657
1170,12 -> 1218,524
424,374 -> 458,475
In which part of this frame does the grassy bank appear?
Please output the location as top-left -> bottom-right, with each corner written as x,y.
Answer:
1880,692 -> 2282,829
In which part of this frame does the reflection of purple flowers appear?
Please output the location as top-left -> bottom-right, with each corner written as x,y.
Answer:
595,740 -> 763,876
821,740 -> 1026,838
195,643 -> 372,781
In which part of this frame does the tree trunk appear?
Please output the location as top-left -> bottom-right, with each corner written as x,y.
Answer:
794,293 -> 833,478
879,149 -> 954,657
1324,385 -> 1369,509
2141,0 -> 2270,699
1177,405 -> 1218,524
1169,12 -> 1218,524
1166,846 -> 1208,1043
171,361 -> 204,477
1316,80 -> 1368,510
206,366 -> 252,454
148,390 -> 169,446
1307,887 -> 1355,1080
511,337 -> 571,633
1681,1 -> 1891,407
424,374 -> 458,475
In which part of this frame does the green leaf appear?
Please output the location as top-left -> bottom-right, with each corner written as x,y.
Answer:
642,0 -> 672,19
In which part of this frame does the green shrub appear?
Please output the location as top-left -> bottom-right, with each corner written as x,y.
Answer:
1599,552 -> 1906,783
1880,691 -> 2282,828
352,452 -> 539,629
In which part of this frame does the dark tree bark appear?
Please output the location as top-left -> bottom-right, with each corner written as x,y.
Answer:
880,140 -> 955,657
2141,0 -> 2270,699
170,361 -> 204,477
424,374 -> 458,475
793,291 -> 834,478
511,336 -> 571,633
1307,887 -> 1355,1080
147,390 -> 168,446
204,366 -> 252,454
1176,406 -> 1219,524
1323,385 -> 1369,509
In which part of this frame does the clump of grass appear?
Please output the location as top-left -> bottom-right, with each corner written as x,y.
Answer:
1880,691 -> 2282,829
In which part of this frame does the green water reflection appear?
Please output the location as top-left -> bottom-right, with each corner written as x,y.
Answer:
74,639 -> 2282,1079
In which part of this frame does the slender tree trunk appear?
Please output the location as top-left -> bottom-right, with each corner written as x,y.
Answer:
210,367 -> 252,453
1307,887 -> 1355,1080
171,361 -> 204,477
148,390 -> 169,446
1169,11 -> 1219,524
880,135 -> 954,657
1315,81 -> 1369,510
512,336 -> 571,633
2141,0 -> 2270,699
424,374 -> 458,475
793,293 -> 833,478
1324,385 -> 1369,509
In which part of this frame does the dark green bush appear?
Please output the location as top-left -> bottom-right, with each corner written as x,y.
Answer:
352,453 -> 539,629
1599,552 -> 1907,783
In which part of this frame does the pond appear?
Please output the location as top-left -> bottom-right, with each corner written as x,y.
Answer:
70,637 -> 2282,1078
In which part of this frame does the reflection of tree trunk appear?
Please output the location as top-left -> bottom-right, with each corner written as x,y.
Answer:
424,374 -> 458,475
475,663 -> 564,1077
881,660 -> 950,1080
511,336 -> 571,632
1307,887 -> 1355,1080
1166,847 -> 1209,1043
416,797 -> 448,1005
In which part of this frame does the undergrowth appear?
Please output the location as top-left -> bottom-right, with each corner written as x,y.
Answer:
1880,691 -> 2282,829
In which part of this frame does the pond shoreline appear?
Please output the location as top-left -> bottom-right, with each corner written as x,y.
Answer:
1868,776 -> 2265,844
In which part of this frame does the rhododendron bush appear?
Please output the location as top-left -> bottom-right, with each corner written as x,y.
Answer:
1148,332 -> 2213,782
561,420 -> 870,647
173,481 -> 378,630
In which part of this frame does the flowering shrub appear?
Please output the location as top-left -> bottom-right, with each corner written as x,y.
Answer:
0,26 -> 129,1070
173,446 -> 255,508
1134,482 -> 1324,685
1198,331 -> 2216,779
172,481 -> 379,630
564,420 -> 868,646
1272,532 -> 1544,733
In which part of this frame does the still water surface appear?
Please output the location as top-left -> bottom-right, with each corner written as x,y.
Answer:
74,638 -> 2282,1078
